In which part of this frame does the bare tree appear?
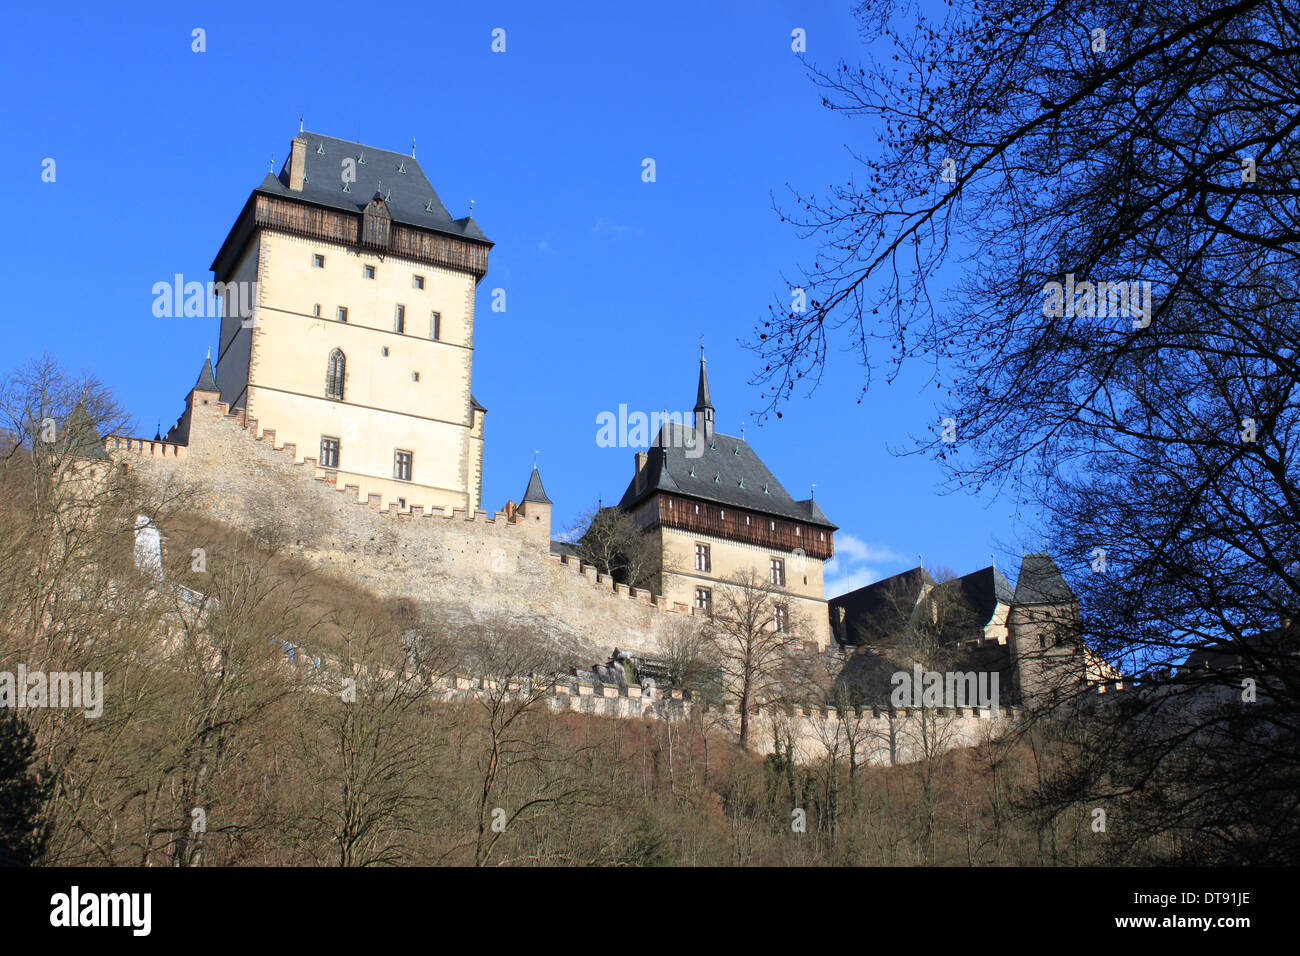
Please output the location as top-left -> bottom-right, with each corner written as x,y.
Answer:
570,504 -> 663,592
709,569 -> 804,749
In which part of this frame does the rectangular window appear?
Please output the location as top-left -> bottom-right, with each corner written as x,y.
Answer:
381,346 -> 389,357
695,543 -> 711,573
363,264 -> 375,279
394,450 -> 413,481
412,371 -> 420,382
431,311 -> 441,340
774,605 -> 789,633
695,588 -> 712,613
395,304 -> 406,334
319,436 -> 339,469
313,254 -> 324,268
397,497 -> 406,510
413,275 -> 425,290
337,306 -> 348,323
770,558 -> 785,587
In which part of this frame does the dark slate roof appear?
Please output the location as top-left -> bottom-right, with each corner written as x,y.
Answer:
195,356 -> 218,392
830,563 -> 1017,648
256,132 -> 491,245
522,467 -> 551,505
470,394 -> 486,413
617,423 -> 836,529
937,565 -> 1015,625
828,566 -> 935,645
1013,552 -> 1075,605
64,404 -> 110,461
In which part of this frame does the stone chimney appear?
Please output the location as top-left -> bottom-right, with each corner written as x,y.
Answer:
634,451 -> 649,494
287,135 -> 308,191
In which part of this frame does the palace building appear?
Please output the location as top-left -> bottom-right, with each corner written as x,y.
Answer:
616,353 -> 837,646
192,129 -> 492,514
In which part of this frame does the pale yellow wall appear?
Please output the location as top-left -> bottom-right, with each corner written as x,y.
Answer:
659,526 -> 832,645
218,229 -> 482,513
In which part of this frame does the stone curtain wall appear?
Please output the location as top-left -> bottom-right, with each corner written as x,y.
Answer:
110,395 -> 699,658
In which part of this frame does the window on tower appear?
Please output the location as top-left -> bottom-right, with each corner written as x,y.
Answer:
431,311 -> 441,340
326,349 -> 345,400
394,450 -> 413,482
395,304 -> 406,334
695,543 -> 711,573
770,558 -> 785,587
320,436 -> 340,469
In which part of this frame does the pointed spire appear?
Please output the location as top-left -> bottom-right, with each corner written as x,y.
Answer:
195,354 -> 218,393
694,342 -> 714,441
522,465 -> 551,505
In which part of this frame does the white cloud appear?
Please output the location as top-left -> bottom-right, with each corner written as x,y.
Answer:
822,533 -> 909,599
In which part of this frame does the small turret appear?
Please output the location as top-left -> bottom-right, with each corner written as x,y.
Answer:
517,465 -> 552,539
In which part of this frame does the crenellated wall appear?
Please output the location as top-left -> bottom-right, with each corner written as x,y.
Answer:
109,387 -> 706,660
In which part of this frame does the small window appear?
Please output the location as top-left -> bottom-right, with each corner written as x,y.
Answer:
431,311 -> 441,340
313,254 -> 325,268
695,588 -> 712,613
394,450 -> 413,481
395,305 -> 406,334
413,275 -> 425,290
412,371 -> 420,382
320,436 -> 340,469
337,307 -> 348,323
774,605 -> 789,633
312,304 -> 321,317
820,532 -> 825,542
381,346 -> 389,357
770,520 -> 776,531
363,264 -> 375,279
695,543 -> 710,573
770,558 -> 785,587
397,497 -> 406,510
745,515 -> 751,526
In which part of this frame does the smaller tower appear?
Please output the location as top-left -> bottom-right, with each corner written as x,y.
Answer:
1007,552 -> 1085,709
694,347 -> 714,441
517,465 -> 552,539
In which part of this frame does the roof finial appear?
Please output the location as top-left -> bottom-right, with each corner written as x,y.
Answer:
700,334 -> 705,363
533,449 -> 539,469
810,482 -> 816,499
991,552 -> 997,570
269,154 -> 274,173
298,115 -> 304,133
206,346 -> 211,360
411,138 -> 417,158
918,553 -> 925,571
469,199 -> 476,213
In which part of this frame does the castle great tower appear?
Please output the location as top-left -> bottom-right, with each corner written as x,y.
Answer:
205,130 -> 492,514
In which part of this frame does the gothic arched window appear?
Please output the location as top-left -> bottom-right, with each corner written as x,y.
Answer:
326,349 -> 346,400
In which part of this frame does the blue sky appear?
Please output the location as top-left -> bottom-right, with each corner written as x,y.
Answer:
1,0 -> 1044,596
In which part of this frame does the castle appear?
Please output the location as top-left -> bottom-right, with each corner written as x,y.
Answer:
94,129 -> 1118,761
